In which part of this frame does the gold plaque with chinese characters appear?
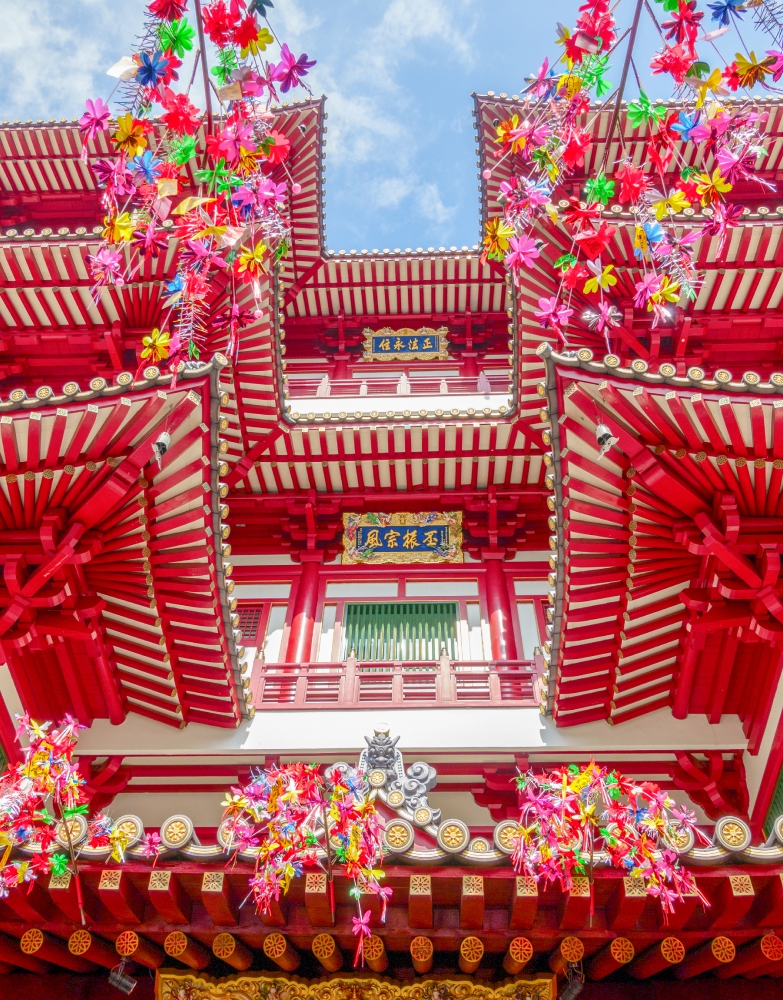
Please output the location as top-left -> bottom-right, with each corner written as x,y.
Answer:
363,326 -> 448,361
342,512 -> 463,564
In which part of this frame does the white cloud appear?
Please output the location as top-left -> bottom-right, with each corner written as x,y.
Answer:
353,0 -> 476,92
416,182 -> 455,229
272,0 -> 323,40
375,177 -> 413,208
0,1 -> 142,121
318,88 -> 406,167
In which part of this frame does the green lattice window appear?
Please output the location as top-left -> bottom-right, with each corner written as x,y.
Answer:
764,764 -> 783,838
341,602 -> 459,661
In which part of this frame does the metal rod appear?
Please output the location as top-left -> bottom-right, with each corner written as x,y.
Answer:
601,0 -> 645,172
192,0 -> 214,136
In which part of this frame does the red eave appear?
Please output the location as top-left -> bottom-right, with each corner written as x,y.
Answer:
542,347 -> 783,740
0,356 -> 244,729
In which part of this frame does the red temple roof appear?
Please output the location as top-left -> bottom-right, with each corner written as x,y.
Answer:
541,345 -> 783,734
0,356 -> 244,729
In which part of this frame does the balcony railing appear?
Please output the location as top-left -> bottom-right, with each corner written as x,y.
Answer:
284,374 -> 510,399
248,656 -> 544,710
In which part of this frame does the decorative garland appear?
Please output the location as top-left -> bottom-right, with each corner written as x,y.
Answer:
0,719 -> 715,930
220,763 -> 388,965
81,0 -> 314,370
511,760 -> 710,916
0,715 -> 160,924
485,0 -> 783,349
0,718 -> 386,953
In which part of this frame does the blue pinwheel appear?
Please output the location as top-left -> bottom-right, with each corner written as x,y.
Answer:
672,111 -> 700,143
707,0 -> 744,25
135,50 -> 169,88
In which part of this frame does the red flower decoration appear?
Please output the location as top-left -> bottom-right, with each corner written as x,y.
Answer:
562,130 -> 592,170
148,0 -> 188,19
615,163 -> 650,204
203,0 -> 237,46
265,129 -> 291,165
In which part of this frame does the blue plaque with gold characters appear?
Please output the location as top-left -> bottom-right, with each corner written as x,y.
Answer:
362,326 -> 448,362
342,512 -> 463,564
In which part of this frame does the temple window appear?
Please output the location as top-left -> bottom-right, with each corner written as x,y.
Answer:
516,602 -> 541,659
317,605 -> 338,662
237,602 -> 290,665
340,602 -> 460,662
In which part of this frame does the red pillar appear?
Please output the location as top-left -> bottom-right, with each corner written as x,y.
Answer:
483,554 -> 516,661
285,555 -> 322,664
0,681 -> 21,765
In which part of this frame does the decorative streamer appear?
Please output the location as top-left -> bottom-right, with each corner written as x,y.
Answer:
81,0 -> 314,370
509,760 -> 711,917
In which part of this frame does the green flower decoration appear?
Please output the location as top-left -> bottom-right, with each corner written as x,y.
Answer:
530,146 -> 552,169
62,804 -> 88,817
554,254 -> 578,272
578,55 -> 612,99
686,61 -> 711,79
159,18 -> 196,58
274,239 -> 290,261
170,134 -> 197,165
584,171 -> 615,205
194,159 -> 241,194
48,853 -> 70,876
211,48 -> 239,86
187,339 -> 200,361
627,90 -> 666,128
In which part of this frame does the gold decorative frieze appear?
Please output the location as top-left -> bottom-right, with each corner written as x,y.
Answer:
157,974 -> 556,1000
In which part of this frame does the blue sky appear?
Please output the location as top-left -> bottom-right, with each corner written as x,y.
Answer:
1,1 -> 776,250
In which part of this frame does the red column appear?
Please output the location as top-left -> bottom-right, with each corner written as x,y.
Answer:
285,555 -> 322,664
0,681 -> 21,765
483,554 -> 516,660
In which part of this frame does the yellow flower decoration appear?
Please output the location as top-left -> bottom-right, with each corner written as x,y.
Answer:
102,212 -> 135,243
241,26 -> 274,57
483,218 -> 514,257
696,167 -> 732,206
112,113 -> 147,157
221,793 -> 248,814
237,242 -> 268,277
735,51 -> 773,89
650,275 -> 680,308
583,264 -> 617,295
141,327 -> 170,363
496,114 -> 526,153
109,828 -> 131,864
651,189 -> 691,221
694,68 -> 728,110
237,147 -> 259,176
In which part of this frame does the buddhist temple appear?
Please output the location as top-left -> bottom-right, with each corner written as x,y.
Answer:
2,15 -> 783,995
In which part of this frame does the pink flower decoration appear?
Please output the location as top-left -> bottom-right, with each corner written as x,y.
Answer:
505,235 -> 540,271
534,296 -> 573,330
79,98 -> 110,141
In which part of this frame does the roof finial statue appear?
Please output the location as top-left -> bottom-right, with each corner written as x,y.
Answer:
361,724 -> 402,783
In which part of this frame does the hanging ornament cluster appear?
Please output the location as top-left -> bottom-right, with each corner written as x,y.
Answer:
0,716 -> 162,915
81,0 -> 315,370
485,0 -> 783,350
220,762 -> 388,964
510,761 -> 710,916
0,716 -> 88,894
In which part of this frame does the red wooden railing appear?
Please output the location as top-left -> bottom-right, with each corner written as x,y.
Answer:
284,374 -> 510,399
249,657 -> 544,710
